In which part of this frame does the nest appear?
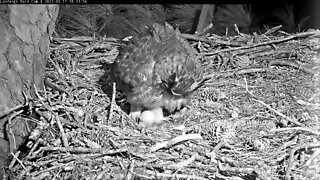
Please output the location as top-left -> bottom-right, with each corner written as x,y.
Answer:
4,25 -> 320,180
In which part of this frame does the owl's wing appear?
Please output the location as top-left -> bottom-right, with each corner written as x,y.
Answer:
111,28 -> 164,108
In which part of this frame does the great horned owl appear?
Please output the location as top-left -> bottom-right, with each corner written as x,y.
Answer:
111,22 -> 207,125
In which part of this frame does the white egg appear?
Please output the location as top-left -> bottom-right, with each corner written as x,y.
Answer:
140,110 -> 155,125
140,108 -> 166,125
151,108 -> 165,124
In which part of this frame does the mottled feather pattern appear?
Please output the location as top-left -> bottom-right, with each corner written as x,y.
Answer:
112,22 -> 205,114
128,85 -> 163,108
112,33 -> 160,91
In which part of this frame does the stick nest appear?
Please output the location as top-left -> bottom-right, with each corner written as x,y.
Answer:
7,27 -> 320,180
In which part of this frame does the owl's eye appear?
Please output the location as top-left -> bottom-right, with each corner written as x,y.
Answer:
160,80 -> 169,88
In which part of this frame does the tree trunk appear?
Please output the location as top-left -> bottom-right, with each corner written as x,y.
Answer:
196,4 -> 214,35
0,5 -> 59,178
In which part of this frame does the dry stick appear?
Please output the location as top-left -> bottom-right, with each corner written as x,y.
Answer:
0,104 -> 24,118
170,155 -> 196,169
40,146 -> 128,155
130,172 -> 152,180
9,151 -> 23,169
218,161 -> 257,176
55,114 -> 69,147
278,30 -> 291,36
134,169 -> 207,180
304,148 -> 320,166
262,25 -> 283,36
6,110 -> 24,154
180,33 -> 242,47
243,77 -> 253,97
48,57 -> 64,77
112,103 -> 139,128
44,77 -> 69,94
25,138 -> 41,159
204,59 -> 315,80
150,133 -> 203,152
204,67 -> 270,79
9,152 -> 29,179
234,24 -> 240,35
236,67 -> 269,75
30,163 -> 68,179
269,60 -> 316,75
252,99 -> 304,127
200,30 -> 320,55
202,23 -> 213,35
52,169 -> 62,180
285,142 -> 320,180
17,166 -> 33,180
125,159 -> 135,180
96,166 -> 112,179
270,127 -> 320,136
33,84 -> 69,147
52,37 -> 123,47
108,82 -> 116,122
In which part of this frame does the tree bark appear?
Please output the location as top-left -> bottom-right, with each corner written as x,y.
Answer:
0,5 -> 59,178
196,4 -> 214,34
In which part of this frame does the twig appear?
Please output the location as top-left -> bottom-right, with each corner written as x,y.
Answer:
252,99 -> 304,126
150,133 -> 203,152
169,154 -> 196,169
0,104 -> 24,119
286,142 -> 320,180
204,67 -> 268,79
40,146 -> 128,155
44,77 -> 69,94
270,127 -> 320,136
234,24 -> 240,35
108,82 -> 116,123
278,31 -> 291,36
33,84 -> 46,101
125,159 -> 135,180
16,166 -> 32,180
6,110 -> 24,154
204,67 -> 269,79
181,33 -> 241,47
55,114 -> 69,147
215,173 -> 245,180
202,23 -> 213,35
218,161 -> 257,175
262,25 -> 283,36
112,104 -> 139,129
96,165 -> 112,179
48,57 -> 64,77
25,138 -> 42,159
9,151 -> 26,171
304,148 -> 320,166
200,30 -> 320,55
52,169 -> 62,180
134,169 -> 207,180
236,67 -> 270,75
269,60 -> 316,75
243,77 -> 255,97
